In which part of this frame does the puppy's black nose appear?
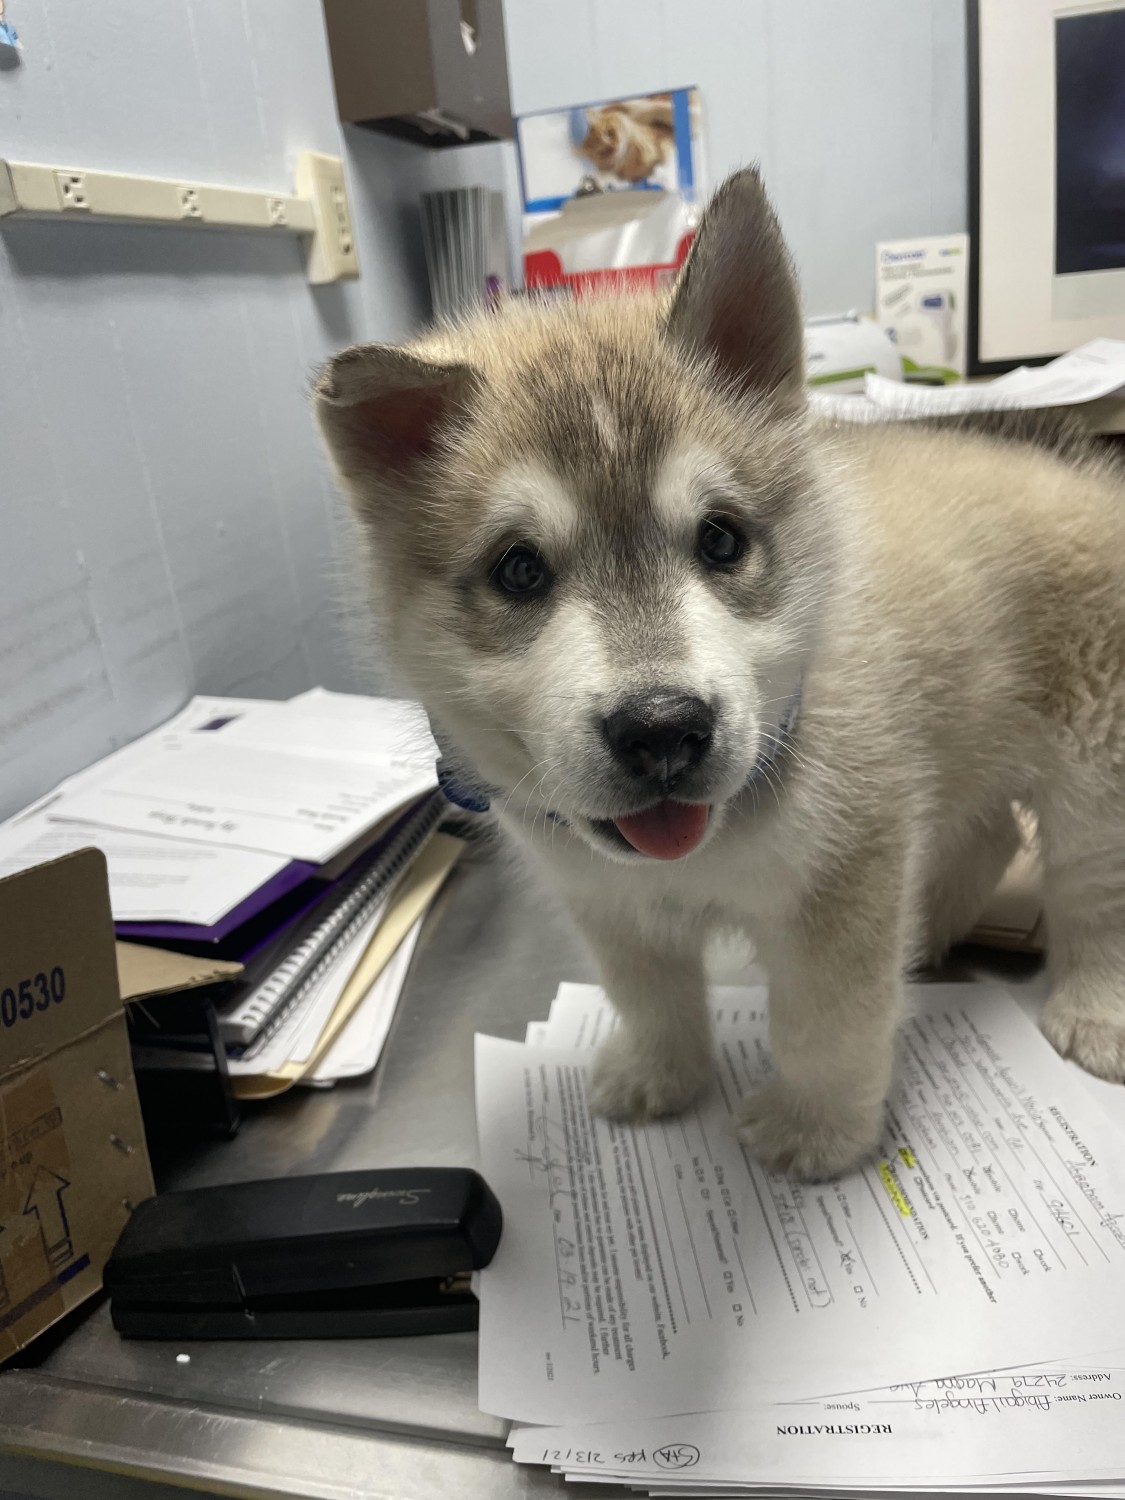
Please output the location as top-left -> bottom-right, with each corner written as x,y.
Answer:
603,692 -> 714,786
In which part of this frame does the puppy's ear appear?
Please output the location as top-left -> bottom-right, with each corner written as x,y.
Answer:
666,169 -> 804,410
315,344 -> 478,489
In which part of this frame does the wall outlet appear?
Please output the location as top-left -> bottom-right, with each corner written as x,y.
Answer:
295,151 -> 358,284
55,171 -> 88,211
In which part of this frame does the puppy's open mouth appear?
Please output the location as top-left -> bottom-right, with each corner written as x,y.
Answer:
592,801 -> 711,860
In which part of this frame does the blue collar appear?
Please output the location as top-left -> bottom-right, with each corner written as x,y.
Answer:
439,767 -> 569,823
439,682 -> 803,820
438,766 -> 495,814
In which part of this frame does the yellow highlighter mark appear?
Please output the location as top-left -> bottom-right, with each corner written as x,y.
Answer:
879,1161 -> 913,1218
899,1146 -> 917,1169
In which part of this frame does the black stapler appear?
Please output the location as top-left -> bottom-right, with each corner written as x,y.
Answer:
104,1167 -> 502,1339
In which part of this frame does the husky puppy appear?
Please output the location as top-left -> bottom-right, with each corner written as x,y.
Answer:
315,171 -> 1125,1180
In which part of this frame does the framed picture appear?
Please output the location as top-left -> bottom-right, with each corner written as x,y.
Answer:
968,0 -> 1125,374
515,88 -> 703,216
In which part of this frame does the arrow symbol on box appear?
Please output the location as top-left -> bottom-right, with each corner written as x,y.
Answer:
22,1167 -> 73,1271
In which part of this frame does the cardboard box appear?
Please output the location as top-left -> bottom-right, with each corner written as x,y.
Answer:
322,0 -> 512,142
116,940 -> 242,1003
0,850 -> 154,1360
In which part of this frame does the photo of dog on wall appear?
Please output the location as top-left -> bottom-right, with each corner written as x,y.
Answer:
578,95 -> 677,184
515,87 -> 703,214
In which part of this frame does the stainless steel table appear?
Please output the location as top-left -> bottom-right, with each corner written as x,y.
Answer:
0,850 -> 605,1499
0,847 -> 1046,1500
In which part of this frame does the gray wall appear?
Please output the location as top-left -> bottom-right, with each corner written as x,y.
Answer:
1,1 -> 972,817
0,0 -> 431,818
501,0 -> 969,316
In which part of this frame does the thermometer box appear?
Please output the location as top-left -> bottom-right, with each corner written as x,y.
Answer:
876,233 -> 969,379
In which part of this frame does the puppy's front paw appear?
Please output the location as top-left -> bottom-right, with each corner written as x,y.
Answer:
737,1079 -> 882,1180
589,1029 -> 710,1124
1041,994 -> 1125,1083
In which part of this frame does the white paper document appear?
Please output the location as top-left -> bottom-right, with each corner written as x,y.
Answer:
307,913 -> 424,1083
52,733 -> 437,863
476,984 -> 1125,1430
208,690 -> 440,770
0,809 -> 287,924
811,337 -> 1125,424
5,690 -> 441,921
510,1362 -> 1125,1489
43,695 -> 270,798
226,902 -> 388,1075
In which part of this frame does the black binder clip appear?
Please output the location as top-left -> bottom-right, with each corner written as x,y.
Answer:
105,1167 -> 502,1339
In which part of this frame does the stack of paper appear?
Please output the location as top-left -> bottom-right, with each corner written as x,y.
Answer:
1,689 -> 459,1095
811,337 -> 1125,424
0,689 -> 438,917
476,982 -> 1125,1496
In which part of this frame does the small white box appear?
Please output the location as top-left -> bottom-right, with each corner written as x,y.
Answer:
876,233 -> 969,379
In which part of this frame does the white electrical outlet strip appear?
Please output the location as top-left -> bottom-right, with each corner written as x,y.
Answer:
0,151 -> 358,284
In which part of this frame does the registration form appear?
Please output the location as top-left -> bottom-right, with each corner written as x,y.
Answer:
510,1361 -> 1125,1489
476,983 -> 1125,1426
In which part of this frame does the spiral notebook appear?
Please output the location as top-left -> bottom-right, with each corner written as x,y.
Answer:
215,791 -> 446,1047
229,833 -> 461,1099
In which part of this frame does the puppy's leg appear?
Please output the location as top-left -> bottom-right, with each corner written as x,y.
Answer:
740,830 -> 910,1180
1039,789 -> 1125,1082
923,802 -> 1024,965
579,913 -> 712,1123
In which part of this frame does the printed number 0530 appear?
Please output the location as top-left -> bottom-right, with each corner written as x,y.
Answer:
1,967 -> 66,1027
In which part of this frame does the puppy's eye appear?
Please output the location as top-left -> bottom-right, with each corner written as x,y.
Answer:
697,515 -> 746,568
493,545 -> 552,597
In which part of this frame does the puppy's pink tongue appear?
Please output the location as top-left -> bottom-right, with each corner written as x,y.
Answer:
613,801 -> 710,860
